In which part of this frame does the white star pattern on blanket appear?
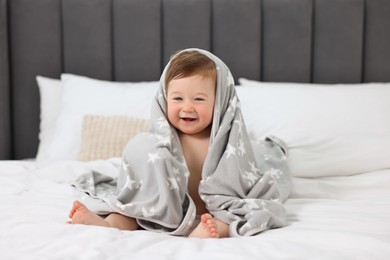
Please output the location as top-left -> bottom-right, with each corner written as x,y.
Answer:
167,177 -> 179,190
243,199 -> 260,210
225,144 -> 236,158
116,202 -> 134,211
142,207 -> 156,218
147,152 -> 160,163
125,176 -> 136,190
233,118 -> 243,135
243,171 -> 258,186
238,141 -> 246,156
266,168 -> 283,179
249,161 -> 260,175
122,160 -> 131,171
156,135 -> 171,146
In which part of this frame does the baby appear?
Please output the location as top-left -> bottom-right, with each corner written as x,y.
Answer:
68,48 -> 290,238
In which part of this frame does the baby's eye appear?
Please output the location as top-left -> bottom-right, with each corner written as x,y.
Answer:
173,97 -> 183,101
194,98 -> 205,101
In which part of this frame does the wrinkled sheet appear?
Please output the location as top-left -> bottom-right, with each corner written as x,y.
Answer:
1,159 -> 389,259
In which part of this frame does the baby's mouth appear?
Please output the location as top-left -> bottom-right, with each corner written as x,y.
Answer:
181,117 -> 196,122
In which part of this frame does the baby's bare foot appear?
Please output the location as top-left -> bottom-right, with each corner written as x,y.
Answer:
189,213 -> 219,238
67,200 -> 110,227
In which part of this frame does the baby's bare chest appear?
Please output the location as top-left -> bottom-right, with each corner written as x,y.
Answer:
180,137 -> 209,176
180,136 -> 209,210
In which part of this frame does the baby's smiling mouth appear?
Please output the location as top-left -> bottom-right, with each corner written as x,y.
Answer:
181,117 -> 196,122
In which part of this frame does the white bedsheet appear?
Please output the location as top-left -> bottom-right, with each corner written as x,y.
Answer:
1,159 -> 389,259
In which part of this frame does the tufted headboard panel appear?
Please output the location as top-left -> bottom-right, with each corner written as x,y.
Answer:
1,0 -> 390,159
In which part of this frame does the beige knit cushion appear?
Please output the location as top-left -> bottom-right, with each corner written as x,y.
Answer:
78,115 -> 149,161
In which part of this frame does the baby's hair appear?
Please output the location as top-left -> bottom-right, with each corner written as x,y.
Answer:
165,50 -> 217,90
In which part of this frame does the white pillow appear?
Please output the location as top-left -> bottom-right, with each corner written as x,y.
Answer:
237,78 -> 390,177
36,76 -> 62,161
44,74 -> 159,162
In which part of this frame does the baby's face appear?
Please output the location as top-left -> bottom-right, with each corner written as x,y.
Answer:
166,74 -> 215,135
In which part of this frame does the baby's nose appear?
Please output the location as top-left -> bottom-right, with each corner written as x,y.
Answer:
182,105 -> 195,112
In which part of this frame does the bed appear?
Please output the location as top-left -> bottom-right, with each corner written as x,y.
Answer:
1,0 -> 390,259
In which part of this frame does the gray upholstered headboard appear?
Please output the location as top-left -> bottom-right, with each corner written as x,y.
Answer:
1,0 -> 389,160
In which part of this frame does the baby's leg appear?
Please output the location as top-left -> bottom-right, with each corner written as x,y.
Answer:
189,213 -> 229,238
68,200 -> 111,227
68,200 -> 138,231
214,218 -> 229,238
189,213 -> 218,238
105,212 -> 139,231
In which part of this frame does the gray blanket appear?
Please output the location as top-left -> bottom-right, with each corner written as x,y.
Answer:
73,48 -> 291,237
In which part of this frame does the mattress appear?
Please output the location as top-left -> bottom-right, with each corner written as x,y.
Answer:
1,159 -> 389,259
